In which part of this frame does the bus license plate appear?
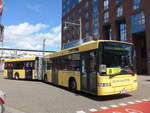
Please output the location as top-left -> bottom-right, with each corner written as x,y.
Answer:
120,90 -> 128,94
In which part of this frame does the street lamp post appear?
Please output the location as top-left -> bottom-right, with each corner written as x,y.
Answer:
43,39 -> 46,57
64,17 -> 82,41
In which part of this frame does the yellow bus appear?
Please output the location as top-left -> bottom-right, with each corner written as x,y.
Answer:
4,57 -> 45,80
44,40 -> 138,96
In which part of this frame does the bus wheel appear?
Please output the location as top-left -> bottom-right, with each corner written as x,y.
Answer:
0,103 -> 4,113
15,73 -> 19,80
44,75 -> 48,83
69,79 -> 77,90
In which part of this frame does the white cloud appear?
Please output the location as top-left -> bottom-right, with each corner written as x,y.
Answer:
4,22 -> 61,51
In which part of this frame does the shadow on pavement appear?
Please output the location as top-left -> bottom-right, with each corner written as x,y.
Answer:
46,82 -> 132,101
3,78 -> 132,101
71,91 -> 131,101
145,80 -> 150,82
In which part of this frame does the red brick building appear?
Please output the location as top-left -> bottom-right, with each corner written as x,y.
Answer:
62,0 -> 150,75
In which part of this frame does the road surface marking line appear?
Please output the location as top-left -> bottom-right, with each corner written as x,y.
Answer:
127,101 -> 135,104
110,105 -> 118,108
76,111 -> 86,113
100,106 -> 109,110
142,99 -> 148,101
135,100 -> 142,103
89,108 -> 97,112
119,103 -> 127,106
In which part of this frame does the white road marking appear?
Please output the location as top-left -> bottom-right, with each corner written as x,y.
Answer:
142,99 -> 148,101
135,100 -> 142,103
76,98 -> 150,113
119,103 -> 127,106
89,108 -> 97,112
110,105 -> 118,108
100,106 -> 109,110
127,102 -> 135,104
76,111 -> 86,113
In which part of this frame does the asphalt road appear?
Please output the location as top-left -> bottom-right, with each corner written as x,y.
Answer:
0,74 -> 150,113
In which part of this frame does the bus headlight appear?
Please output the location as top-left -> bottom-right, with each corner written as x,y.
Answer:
99,64 -> 107,73
98,83 -> 111,87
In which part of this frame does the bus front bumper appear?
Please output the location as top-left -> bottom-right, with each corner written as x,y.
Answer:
97,83 -> 138,96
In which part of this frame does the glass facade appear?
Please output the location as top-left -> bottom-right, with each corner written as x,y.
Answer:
104,0 -> 109,11
62,0 -> 81,16
116,0 -> 123,3
131,11 -> 145,33
117,6 -> 123,17
133,0 -> 141,10
104,11 -> 109,23
92,0 -> 100,40
119,23 -> 127,41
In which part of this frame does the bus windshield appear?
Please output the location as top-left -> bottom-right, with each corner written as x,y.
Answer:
99,42 -> 134,76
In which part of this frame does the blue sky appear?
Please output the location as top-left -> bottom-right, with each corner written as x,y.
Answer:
2,0 -> 62,51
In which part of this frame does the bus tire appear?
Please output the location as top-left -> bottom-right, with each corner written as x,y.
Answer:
44,75 -> 48,83
69,78 -> 77,90
15,73 -> 19,80
0,104 -> 4,113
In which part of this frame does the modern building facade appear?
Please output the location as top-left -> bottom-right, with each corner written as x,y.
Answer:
62,0 -> 150,75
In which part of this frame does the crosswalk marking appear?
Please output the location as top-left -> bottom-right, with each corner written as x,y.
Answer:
110,105 -> 118,108
119,103 -> 127,106
142,99 -> 148,101
135,100 -> 142,103
76,110 -> 86,113
89,108 -> 97,112
100,106 -> 109,110
127,101 -> 135,104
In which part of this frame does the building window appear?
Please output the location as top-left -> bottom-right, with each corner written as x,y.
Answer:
92,0 -> 100,40
104,11 -> 109,23
85,11 -> 89,19
133,0 -> 141,10
85,2 -> 89,9
119,23 -> 127,41
104,26 -> 112,40
116,0 -> 123,3
104,0 -> 109,11
131,11 -> 145,33
117,6 -> 123,17
85,22 -> 89,32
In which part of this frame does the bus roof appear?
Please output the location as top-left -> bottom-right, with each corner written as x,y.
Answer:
4,56 -> 37,62
46,40 -> 133,58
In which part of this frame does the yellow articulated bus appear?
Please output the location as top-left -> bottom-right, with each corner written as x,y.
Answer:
44,40 -> 138,96
4,57 -> 45,80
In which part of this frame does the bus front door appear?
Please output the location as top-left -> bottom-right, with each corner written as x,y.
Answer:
81,52 -> 97,94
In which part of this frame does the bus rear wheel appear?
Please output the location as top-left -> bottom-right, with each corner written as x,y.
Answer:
69,79 -> 77,90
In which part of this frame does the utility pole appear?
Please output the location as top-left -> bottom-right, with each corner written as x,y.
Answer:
43,39 -> 46,57
79,17 -> 82,41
